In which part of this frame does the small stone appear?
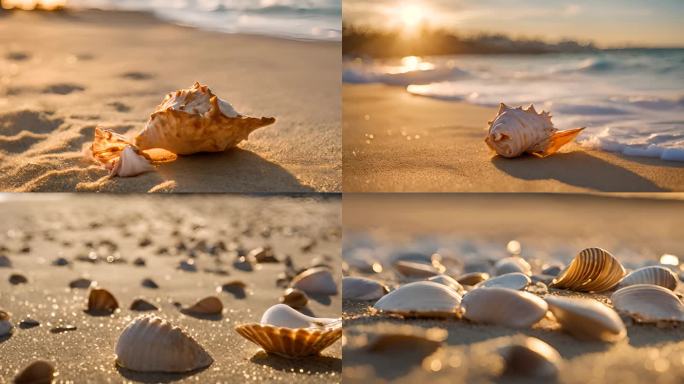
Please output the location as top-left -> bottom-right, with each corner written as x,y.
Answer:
130,299 -> 159,311
9,273 -> 28,285
178,259 -> 197,272
69,278 -> 94,289
52,257 -> 69,266
141,278 -> 159,289
19,318 -> 40,329
50,324 -> 77,333
132,257 -> 146,266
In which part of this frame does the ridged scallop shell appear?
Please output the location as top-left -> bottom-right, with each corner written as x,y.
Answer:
109,145 -> 154,177
182,296 -> 223,315
291,267 -> 338,295
619,266 -> 678,291
86,288 -> 119,314
485,103 -> 584,158
550,248 -> 625,292
342,277 -> 388,301
457,272 -> 490,286
14,361 -> 55,384
373,281 -> 462,318
494,257 -> 531,276
611,284 -> 684,323
394,260 -> 439,278
135,82 -> 275,155
427,274 -> 465,295
477,272 -> 530,290
115,316 -> 213,372
462,287 -> 547,327
498,337 -> 561,378
234,304 -> 341,358
0,309 -> 13,337
545,296 -> 626,342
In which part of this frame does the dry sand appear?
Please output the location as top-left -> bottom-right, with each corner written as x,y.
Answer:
342,193 -> 684,384
343,84 -> 684,192
0,9 -> 341,192
0,194 -> 341,382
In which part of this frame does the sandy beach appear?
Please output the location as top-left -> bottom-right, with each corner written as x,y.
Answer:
0,194 -> 341,382
342,193 -> 684,383
343,84 -> 684,192
0,9 -> 341,192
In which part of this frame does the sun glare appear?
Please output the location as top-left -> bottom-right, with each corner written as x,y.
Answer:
2,0 -> 66,10
398,4 -> 425,34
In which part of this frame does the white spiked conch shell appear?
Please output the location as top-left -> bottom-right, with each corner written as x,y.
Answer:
611,284 -> 684,323
485,103 -> 584,158
494,257 -> 532,276
498,337 -> 561,378
115,316 -> 213,372
476,272 -> 530,291
461,287 -> 547,327
550,248 -> 625,292
342,277 -> 388,301
619,266 -> 678,291
291,267 -> 338,295
427,274 -> 465,295
545,296 -> 626,342
373,281 -> 462,318
234,304 -> 342,358
109,146 -> 155,177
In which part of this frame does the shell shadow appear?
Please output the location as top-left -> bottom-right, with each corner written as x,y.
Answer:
115,364 -> 208,383
491,151 -> 666,192
307,293 -> 333,306
179,310 -> 223,322
248,351 -> 341,375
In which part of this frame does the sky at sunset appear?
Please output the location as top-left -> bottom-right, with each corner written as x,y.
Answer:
343,0 -> 684,48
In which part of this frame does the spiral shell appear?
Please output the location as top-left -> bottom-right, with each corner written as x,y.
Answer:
619,266 -> 678,291
550,248 -> 625,292
611,284 -> 684,323
86,288 -> 119,315
342,277 -> 388,301
461,287 -> 547,328
545,296 -> 626,342
476,272 -> 530,290
291,267 -> 338,295
373,281 -> 462,318
115,316 -> 213,372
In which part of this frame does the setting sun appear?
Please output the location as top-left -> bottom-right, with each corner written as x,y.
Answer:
398,4 -> 425,34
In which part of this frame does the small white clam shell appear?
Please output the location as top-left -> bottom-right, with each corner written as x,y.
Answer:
109,146 -> 154,177
551,248 -> 625,292
545,296 -> 626,342
291,267 -> 338,295
494,257 -> 531,276
342,277 -> 388,301
476,272 -> 530,290
115,316 -> 213,372
619,266 -> 678,291
498,337 -> 561,378
462,287 -> 547,327
373,281 -> 462,318
611,284 -> 684,323
427,274 -> 465,295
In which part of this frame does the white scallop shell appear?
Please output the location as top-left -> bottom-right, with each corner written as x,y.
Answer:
545,296 -> 626,342
498,337 -> 561,378
427,274 -> 465,295
291,267 -> 338,295
462,287 -> 548,327
476,272 -> 531,290
109,146 -> 154,177
551,248 -> 625,292
373,281 -> 462,318
115,316 -> 213,372
494,257 -> 531,276
342,277 -> 388,301
619,266 -> 678,291
485,103 -> 584,158
611,284 -> 684,323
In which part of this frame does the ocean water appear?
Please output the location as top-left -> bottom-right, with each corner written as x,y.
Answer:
68,0 -> 341,41
344,50 -> 684,162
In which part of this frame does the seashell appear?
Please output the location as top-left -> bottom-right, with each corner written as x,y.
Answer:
0,255 -> 11,267
86,288 -> 119,315
133,257 -> 146,266
69,278 -> 94,289
291,267 -> 338,295
19,318 -> 40,329
427,274 -> 465,295
477,272 -> 530,290
485,103 -> 584,158
14,361 -> 55,384
498,337 -> 561,378
109,145 -> 155,177
619,266 -> 678,291
234,304 -> 341,358
462,287 -> 547,328
545,296 -> 626,342
342,277 -> 388,301
178,259 -> 197,272
116,315 -> 213,372
182,296 -> 223,316
394,260 -> 440,278
280,288 -> 309,309
457,272 -> 490,286
541,264 -> 563,276
373,281 -> 462,318
219,280 -> 247,299
494,257 -> 531,276
142,278 -> 159,289
551,248 -> 625,292
248,246 -> 278,263
611,284 -> 684,323
363,326 -> 447,353
130,299 -> 159,312
9,273 -> 28,285
0,309 -> 13,337
52,257 -> 69,266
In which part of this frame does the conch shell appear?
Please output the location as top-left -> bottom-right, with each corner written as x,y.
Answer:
485,103 -> 584,158
90,82 -> 275,176
234,304 -> 341,358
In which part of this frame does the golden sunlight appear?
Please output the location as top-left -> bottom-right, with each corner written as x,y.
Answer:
386,56 -> 435,74
398,4 -> 425,34
2,0 -> 66,10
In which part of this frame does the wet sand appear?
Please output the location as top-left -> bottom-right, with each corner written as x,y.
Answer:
342,193 -> 684,383
0,195 -> 341,382
0,10 -> 341,192
343,84 -> 684,192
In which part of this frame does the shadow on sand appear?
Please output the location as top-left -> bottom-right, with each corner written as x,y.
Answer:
115,364 -> 209,383
249,351 -> 341,375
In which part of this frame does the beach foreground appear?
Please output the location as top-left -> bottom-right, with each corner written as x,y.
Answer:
342,193 -> 684,383
0,195 -> 341,382
0,10 -> 341,192
343,84 -> 684,192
